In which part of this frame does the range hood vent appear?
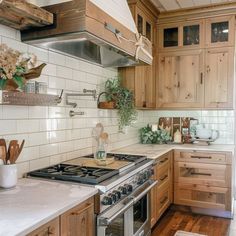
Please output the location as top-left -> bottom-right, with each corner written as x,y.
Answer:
22,0 -> 153,68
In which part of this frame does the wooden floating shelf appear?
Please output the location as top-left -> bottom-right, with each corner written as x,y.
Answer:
0,91 -> 61,106
0,0 -> 53,30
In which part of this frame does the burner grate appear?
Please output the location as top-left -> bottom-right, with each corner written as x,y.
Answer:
27,164 -> 119,184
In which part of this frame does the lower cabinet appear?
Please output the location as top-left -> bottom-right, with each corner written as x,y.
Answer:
174,150 -> 233,216
151,151 -> 173,228
27,218 -> 60,236
27,197 -> 94,236
60,197 -> 94,236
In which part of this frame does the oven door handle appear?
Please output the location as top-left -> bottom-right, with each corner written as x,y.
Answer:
98,199 -> 133,226
131,180 -> 158,204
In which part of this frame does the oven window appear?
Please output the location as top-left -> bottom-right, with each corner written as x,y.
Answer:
105,214 -> 124,236
133,195 -> 148,234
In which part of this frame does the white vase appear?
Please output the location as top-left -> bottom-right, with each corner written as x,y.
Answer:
0,164 -> 17,189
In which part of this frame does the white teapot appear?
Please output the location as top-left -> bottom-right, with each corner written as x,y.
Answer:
195,124 -> 219,139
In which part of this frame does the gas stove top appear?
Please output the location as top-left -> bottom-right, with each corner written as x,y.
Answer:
27,164 -> 119,185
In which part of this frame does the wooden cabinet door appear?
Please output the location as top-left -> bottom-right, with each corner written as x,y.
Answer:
60,197 -> 94,236
27,218 -> 59,236
206,15 -> 235,48
157,50 -> 204,108
205,47 -> 234,108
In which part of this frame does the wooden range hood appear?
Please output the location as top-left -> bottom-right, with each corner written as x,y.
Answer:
21,0 -> 152,67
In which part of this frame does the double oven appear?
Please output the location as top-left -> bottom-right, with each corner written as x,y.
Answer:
97,180 -> 157,236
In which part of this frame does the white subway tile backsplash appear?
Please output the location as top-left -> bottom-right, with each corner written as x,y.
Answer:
28,45 -> 48,62
28,132 -> 50,146
56,65 -> 73,79
3,106 -> 28,119
2,37 -> 28,52
0,120 -> 17,135
49,51 -> 66,66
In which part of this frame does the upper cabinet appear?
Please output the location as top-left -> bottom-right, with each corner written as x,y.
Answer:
136,7 -> 154,42
157,9 -> 235,110
158,20 -> 204,51
157,50 -> 204,108
205,47 -> 234,108
119,0 -> 158,109
206,16 -> 235,48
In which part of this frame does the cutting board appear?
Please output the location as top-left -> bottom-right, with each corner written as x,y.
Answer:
64,157 -> 133,170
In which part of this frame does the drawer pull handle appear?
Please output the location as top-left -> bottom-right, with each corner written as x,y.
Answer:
160,196 -> 168,205
191,155 -> 212,159
160,174 -> 168,181
160,158 -> 168,164
191,172 -> 211,176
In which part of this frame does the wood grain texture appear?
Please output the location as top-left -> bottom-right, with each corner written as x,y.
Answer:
0,0 -> 53,30
60,197 -> 94,236
151,209 -> 230,236
27,217 -> 59,236
157,50 -> 204,108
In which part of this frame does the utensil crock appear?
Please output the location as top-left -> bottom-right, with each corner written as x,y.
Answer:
0,164 -> 17,189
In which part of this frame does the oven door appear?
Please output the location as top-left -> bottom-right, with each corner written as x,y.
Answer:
97,180 -> 157,236
97,198 -> 133,236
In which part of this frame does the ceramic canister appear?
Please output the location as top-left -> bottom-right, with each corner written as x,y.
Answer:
0,164 -> 17,188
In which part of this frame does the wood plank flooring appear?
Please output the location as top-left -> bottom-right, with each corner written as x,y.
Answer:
151,209 -> 232,236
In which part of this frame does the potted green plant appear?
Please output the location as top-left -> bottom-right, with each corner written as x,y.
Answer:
98,77 -> 137,132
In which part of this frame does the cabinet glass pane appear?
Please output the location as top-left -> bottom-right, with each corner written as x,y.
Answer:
146,22 -> 151,41
183,25 -> 199,46
164,27 -> 178,47
211,21 -> 229,43
137,15 -> 143,35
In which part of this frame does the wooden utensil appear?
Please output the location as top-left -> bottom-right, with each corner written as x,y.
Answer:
0,146 -> 6,164
0,139 -> 7,164
13,140 -> 25,163
8,140 -> 18,164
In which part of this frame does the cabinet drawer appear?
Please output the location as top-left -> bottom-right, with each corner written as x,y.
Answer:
174,161 -> 230,187
157,152 -> 171,169
174,183 -> 231,211
156,184 -> 172,220
175,150 -> 229,164
157,161 -> 170,189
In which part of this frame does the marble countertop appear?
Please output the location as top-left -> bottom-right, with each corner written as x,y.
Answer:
0,178 -> 98,236
113,143 -> 235,160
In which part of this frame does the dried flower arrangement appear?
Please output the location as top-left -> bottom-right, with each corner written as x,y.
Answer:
0,44 -> 46,91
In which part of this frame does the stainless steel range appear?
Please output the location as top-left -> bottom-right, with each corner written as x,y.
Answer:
27,153 -> 157,236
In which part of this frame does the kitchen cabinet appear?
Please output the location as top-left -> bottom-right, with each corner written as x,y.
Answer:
151,151 -> 173,228
27,218 -> 60,236
27,197 -> 95,236
119,0 -> 158,109
206,15 -> 235,48
174,150 -> 233,217
158,20 -> 204,51
157,49 -> 204,108
60,197 -> 94,236
157,12 -> 235,110
205,47 -> 234,108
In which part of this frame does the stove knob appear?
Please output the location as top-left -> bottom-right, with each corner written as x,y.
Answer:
113,190 -> 121,200
102,196 -> 113,205
137,173 -> 144,184
125,184 -> 133,193
109,193 -> 117,203
118,186 -> 127,195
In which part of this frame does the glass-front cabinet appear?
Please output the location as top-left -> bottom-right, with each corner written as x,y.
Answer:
136,8 -> 154,42
159,21 -> 203,50
183,24 -> 200,46
206,15 -> 235,47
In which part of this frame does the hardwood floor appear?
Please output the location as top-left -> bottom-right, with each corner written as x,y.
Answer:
151,209 -> 232,236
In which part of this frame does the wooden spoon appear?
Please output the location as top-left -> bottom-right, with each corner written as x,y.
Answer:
8,140 -> 18,164
13,140 -> 25,164
0,139 -> 7,164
